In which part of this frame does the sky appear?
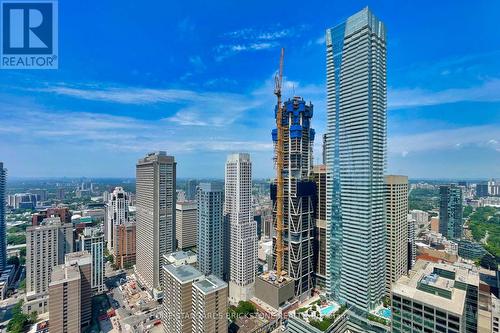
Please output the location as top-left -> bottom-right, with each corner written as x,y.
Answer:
1,0 -> 499,179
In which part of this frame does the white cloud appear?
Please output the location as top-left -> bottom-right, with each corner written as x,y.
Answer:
216,25 -> 308,60
389,125 -> 500,155
388,79 -> 500,109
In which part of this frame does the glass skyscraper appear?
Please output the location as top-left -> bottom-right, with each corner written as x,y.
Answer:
197,182 -> 224,280
439,184 -> 463,239
0,162 -> 6,270
325,7 -> 387,312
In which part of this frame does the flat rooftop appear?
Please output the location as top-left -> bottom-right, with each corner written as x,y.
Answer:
163,264 -> 203,284
392,260 -> 479,315
193,274 -> 227,295
50,264 -> 80,284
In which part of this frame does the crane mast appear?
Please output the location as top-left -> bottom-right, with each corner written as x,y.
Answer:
274,48 -> 285,277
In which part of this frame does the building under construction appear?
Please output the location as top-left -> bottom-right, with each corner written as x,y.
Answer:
271,96 -> 316,301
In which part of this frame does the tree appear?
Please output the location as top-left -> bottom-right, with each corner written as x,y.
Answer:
6,300 -> 36,333
480,253 -> 497,270
7,256 -> 20,266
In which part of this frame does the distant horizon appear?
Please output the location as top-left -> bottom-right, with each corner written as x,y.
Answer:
1,0 -> 499,178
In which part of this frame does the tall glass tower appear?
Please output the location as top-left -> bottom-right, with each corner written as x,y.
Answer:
0,162 -> 6,270
325,7 -> 387,311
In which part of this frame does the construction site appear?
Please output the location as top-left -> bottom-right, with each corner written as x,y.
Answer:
255,48 -> 317,316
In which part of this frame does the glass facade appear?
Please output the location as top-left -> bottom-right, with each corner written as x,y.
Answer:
325,7 -> 387,311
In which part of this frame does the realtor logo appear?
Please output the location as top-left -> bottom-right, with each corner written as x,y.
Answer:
1,0 -> 58,69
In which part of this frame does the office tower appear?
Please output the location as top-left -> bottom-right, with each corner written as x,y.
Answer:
26,217 -> 74,295
176,201 -> 197,249
408,216 -> 416,271
439,184 -> 463,239
430,216 -> 440,233
254,215 -> 262,239
135,151 -> 176,292
186,179 -> 198,201
225,153 -> 257,304
325,7 -> 387,311
410,209 -> 429,235
56,188 -> 66,200
197,183 -> 224,279
489,179 -> 500,196
313,165 -> 327,287
49,263 -> 81,333
49,252 -> 92,333
114,222 -> 136,269
79,227 -> 105,294
30,189 -> 48,202
105,187 -> 129,252
271,96 -> 316,300
262,207 -> 273,239
391,260 -> 479,333
162,262 -> 228,333
163,264 -> 203,333
0,163 -> 5,271
385,175 -> 409,296
7,193 -> 37,209
192,275 -> 228,333
63,252 -> 92,329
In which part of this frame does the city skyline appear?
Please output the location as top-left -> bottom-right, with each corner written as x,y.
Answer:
0,0 -> 499,179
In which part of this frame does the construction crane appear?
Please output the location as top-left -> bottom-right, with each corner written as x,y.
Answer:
274,48 -> 285,277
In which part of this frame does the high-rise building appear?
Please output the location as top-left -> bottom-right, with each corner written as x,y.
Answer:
0,163 -> 6,271
408,216 -> 416,271
192,275 -> 228,333
26,217 -> 74,295
162,263 -> 228,333
391,260 -> 479,333
176,201 -> 197,250
135,151 -> 176,293
63,251 -> 92,329
197,183 -> 224,279
313,165 -> 327,287
186,179 -> 198,201
325,7 -> 387,311
385,175 -> 409,296
410,209 -> 429,235
271,96 -> 316,300
79,227 -> 105,294
49,251 -> 92,333
105,187 -> 129,252
439,184 -> 463,239
113,222 -> 136,269
225,153 -> 257,304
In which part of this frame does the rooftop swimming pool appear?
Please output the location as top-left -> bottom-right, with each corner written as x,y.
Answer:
377,308 -> 391,319
320,304 -> 339,316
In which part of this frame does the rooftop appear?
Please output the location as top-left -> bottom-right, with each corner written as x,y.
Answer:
50,264 -> 80,284
392,260 -> 479,315
163,264 -> 203,284
193,274 -> 227,295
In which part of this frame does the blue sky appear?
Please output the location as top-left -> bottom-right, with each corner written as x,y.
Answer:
1,0 -> 499,179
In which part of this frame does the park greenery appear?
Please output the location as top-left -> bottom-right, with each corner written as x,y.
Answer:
468,206 -> 500,259
6,301 -> 37,333
7,234 -> 26,246
408,188 -> 439,211
367,313 -> 389,326
228,301 -> 257,321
